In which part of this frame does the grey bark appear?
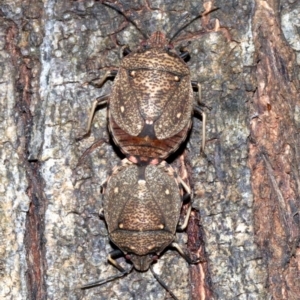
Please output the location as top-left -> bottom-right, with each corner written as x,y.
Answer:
0,1 -> 299,300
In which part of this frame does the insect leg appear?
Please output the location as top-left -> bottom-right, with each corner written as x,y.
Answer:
76,94 -> 110,141
192,81 -> 206,152
170,242 -> 204,264
176,178 -> 193,232
159,161 -> 193,231
191,81 -> 201,103
177,202 -> 192,232
107,249 -> 127,272
177,175 -> 191,195
120,44 -> 131,58
80,250 -> 133,289
90,69 -> 118,88
99,207 -> 104,218
179,50 -> 190,60
194,107 -> 206,153
85,94 -> 110,134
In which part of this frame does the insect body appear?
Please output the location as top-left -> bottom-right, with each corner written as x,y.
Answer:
102,159 -> 192,270
107,32 -> 195,161
84,2 -> 210,162
81,159 -> 197,298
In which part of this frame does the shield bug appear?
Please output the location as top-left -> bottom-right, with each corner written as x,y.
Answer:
82,1 -> 218,162
81,159 -> 199,299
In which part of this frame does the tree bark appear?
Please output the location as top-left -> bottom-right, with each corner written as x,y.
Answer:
0,1 -> 299,299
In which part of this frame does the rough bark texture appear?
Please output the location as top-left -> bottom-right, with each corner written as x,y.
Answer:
0,1 -> 299,300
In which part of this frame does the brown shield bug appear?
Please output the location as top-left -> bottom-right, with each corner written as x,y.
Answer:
81,159 -> 199,299
82,1 -> 218,162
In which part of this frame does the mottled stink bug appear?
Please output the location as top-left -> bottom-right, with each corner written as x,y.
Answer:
81,159 -> 199,299
83,1 -> 218,162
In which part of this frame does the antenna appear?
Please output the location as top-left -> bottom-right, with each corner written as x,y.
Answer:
80,265 -> 134,289
103,1 -> 149,40
166,12 -> 190,40
150,265 -> 179,300
169,7 -> 219,44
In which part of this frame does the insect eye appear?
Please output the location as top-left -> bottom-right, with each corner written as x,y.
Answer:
151,255 -> 158,262
141,40 -> 148,48
174,76 -> 180,82
166,44 -> 174,51
125,254 -> 131,261
129,70 -> 136,77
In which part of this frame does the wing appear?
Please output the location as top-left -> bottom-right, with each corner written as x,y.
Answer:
154,75 -> 193,139
145,164 -> 182,234
103,164 -> 138,233
109,68 -> 144,136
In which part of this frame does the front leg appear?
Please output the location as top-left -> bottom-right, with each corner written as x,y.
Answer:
86,69 -> 119,133
90,69 -> 118,88
77,69 -> 118,140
